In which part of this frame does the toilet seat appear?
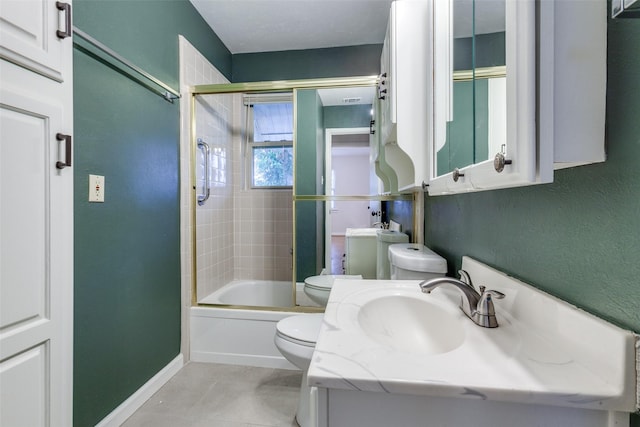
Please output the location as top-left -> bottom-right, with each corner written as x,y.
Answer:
303,275 -> 362,306
274,314 -> 324,372
275,314 -> 324,347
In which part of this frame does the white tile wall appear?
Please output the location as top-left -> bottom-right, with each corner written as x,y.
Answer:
179,37 -> 294,311
231,101 -> 293,281
179,37 -> 234,305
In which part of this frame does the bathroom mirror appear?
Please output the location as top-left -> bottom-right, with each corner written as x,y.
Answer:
189,77 -> 410,312
429,0 -> 546,195
294,86 -> 381,197
435,0 -> 506,178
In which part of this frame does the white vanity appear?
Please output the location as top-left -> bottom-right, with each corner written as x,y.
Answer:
308,257 -> 639,427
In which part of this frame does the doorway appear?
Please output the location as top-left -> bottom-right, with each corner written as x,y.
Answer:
324,127 -> 376,274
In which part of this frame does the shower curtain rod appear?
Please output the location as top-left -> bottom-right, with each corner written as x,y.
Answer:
72,27 -> 181,103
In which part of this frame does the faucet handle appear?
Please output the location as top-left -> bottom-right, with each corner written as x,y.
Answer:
473,289 -> 505,328
476,289 -> 505,316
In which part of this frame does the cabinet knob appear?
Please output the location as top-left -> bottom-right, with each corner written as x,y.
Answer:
493,152 -> 513,173
452,168 -> 464,182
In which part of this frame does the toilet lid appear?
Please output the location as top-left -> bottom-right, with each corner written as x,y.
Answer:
388,243 -> 448,273
304,274 -> 362,291
276,314 -> 324,346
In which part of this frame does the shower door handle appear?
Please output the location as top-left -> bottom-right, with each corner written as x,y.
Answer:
197,139 -> 210,206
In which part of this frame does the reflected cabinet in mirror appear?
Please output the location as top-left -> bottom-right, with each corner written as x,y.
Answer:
429,0 -> 606,195
436,0 -> 505,177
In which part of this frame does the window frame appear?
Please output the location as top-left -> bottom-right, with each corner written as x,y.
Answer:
245,97 -> 294,189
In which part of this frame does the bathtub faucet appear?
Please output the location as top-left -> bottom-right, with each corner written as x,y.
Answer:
418,270 -> 505,328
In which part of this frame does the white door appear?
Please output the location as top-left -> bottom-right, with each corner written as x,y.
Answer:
0,1 -> 73,426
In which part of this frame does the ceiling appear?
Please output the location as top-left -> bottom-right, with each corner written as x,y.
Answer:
318,87 -> 375,106
189,0 -> 394,54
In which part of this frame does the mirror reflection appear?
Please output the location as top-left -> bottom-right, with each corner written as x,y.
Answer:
192,83 -> 409,311
295,87 -> 377,196
436,0 -> 506,176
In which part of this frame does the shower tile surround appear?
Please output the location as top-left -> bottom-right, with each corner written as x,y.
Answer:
179,37 -> 294,310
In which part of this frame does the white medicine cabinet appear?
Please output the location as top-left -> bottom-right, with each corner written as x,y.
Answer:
426,0 -> 607,195
377,0 -> 433,193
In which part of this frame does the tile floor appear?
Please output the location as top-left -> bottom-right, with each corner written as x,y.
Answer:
121,362 -> 302,427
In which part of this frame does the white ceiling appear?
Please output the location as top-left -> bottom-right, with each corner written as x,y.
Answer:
189,0 -> 394,54
318,86 -> 375,106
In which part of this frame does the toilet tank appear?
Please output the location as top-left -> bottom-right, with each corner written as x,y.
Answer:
388,243 -> 447,280
345,228 -> 378,279
376,230 -> 409,279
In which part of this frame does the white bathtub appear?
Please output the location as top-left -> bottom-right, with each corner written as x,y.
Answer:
199,279 -> 294,306
191,280 -> 320,369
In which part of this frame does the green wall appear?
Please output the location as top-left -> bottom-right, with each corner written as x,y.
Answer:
232,44 -> 382,82
323,104 -> 372,129
73,1 -> 231,426
437,79 -> 489,175
295,90 -> 324,281
454,32 -> 506,71
425,17 -> 640,427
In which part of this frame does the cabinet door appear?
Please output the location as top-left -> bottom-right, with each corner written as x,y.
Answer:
0,60 -> 73,427
378,25 -> 393,144
0,0 -> 73,423
0,0 -> 72,82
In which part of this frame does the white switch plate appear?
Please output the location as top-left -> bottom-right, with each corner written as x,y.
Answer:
89,174 -> 104,202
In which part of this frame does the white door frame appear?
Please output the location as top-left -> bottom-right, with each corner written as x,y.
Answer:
324,127 -> 370,272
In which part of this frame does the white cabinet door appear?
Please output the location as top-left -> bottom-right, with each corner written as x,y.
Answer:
0,1 -> 73,426
0,59 -> 73,427
0,0 -> 72,82
378,1 -> 433,192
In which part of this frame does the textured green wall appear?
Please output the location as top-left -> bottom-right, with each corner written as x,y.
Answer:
454,32 -> 505,70
73,1 -> 231,426
232,44 -> 382,82
425,17 -> 640,427
74,0 -> 231,84
437,79 -> 489,175
295,90 -> 324,280
323,104 -> 372,129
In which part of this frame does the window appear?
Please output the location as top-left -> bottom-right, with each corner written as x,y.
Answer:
252,145 -> 293,187
245,96 -> 293,188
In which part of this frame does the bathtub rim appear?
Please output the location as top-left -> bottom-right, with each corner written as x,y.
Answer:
195,280 -> 324,313
193,302 -> 324,314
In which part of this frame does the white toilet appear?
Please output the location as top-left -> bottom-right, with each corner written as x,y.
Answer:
276,244 -> 447,427
303,274 -> 362,307
375,230 -> 409,279
388,243 -> 448,280
274,313 -> 324,427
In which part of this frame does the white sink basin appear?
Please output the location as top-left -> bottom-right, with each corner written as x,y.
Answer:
357,294 -> 465,355
310,257 -> 639,417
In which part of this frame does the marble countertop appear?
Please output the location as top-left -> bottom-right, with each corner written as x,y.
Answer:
307,257 -> 638,413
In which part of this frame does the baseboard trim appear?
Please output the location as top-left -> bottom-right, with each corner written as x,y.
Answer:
190,350 -> 297,370
95,354 -> 184,427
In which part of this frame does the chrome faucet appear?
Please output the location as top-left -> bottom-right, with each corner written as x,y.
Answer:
419,270 -> 505,328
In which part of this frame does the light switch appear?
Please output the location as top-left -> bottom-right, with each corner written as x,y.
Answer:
89,174 -> 104,202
